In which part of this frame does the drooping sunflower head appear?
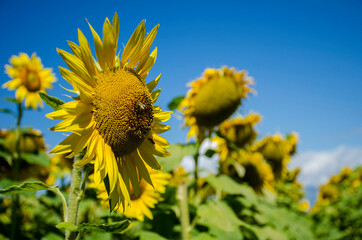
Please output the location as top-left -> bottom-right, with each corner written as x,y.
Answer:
318,184 -> 339,203
285,132 -> 299,156
180,67 -> 254,140
284,167 -> 301,183
4,128 -> 45,154
47,13 -> 171,210
253,134 -> 289,178
220,113 -> 261,148
238,151 -> 274,194
90,168 -> 170,221
3,53 -> 55,109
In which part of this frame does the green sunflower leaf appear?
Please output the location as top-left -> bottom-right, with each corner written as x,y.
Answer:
204,149 -> 216,158
0,108 -> 16,116
158,143 -> 197,172
56,220 -> 130,233
0,181 -> 57,195
3,97 -> 17,103
39,92 -> 65,111
206,175 -> 257,202
167,96 -> 184,110
137,231 -> 168,240
20,152 -> 50,166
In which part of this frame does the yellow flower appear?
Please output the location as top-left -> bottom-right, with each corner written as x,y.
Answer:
213,135 -> 231,162
4,129 -> 46,154
253,134 -> 288,178
180,67 -> 254,141
169,166 -> 189,186
319,184 -> 339,202
3,53 -> 55,109
91,168 -> 170,221
285,132 -> 298,156
220,113 -> 261,148
352,167 -> 362,189
47,13 -> 171,210
238,151 -> 274,193
298,199 -> 310,212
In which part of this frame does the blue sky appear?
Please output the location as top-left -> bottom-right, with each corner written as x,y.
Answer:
1,0 -> 362,184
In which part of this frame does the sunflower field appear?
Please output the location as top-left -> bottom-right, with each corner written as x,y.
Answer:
0,12 -> 361,240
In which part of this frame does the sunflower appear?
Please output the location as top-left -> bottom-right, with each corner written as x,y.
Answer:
285,132 -> 298,156
3,53 -> 55,109
219,113 -> 261,149
91,167 -> 170,221
46,13 -> 171,210
180,67 -> 254,141
238,151 -> 274,193
253,134 -> 289,178
4,128 -> 45,154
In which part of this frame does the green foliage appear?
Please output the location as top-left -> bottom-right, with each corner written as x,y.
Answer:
312,167 -> 362,239
0,181 -> 57,195
20,152 -> 50,166
158,143 -> 197,172
0,108 -> 15,116
168,96 -> 185,110
197,200 -> 244,240
56,220 -> 130,233
38,92 -> 65,111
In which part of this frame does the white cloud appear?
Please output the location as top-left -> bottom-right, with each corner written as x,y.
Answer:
290,145 -> 362,187
180,139 -> 219,176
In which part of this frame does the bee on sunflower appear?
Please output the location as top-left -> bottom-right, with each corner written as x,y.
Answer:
47,13 -> 171,210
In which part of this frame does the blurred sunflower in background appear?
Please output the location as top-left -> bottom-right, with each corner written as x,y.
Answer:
180,67 -> 254,141
238,151 -> 274,194
90,167 -> 170,221
219,113 -> 261,149
47,13 -> 171,210
0,128 -> 53,184
3,53 -> 55,109
253,134 -> 289,179
285,132 -> 298,156
213,113 -> 261,161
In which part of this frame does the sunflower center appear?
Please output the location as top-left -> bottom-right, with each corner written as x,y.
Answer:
93,68 -> 153,157
193,76 -> 241,127
21,68 -> 41,92
224,123 -> 255,148
242,163 -> 264,190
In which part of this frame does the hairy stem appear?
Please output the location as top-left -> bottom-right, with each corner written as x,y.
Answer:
10,103 -> 23,240
178,182 -> 190,240
65,154 -> 85,240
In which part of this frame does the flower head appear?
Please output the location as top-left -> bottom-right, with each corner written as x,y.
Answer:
3,53 -> 55,109
238,151 -> 274,193
47,13 -> 171,210
253,134 -> 288,178
180,67 -> 253,140
220,113 -> 261,148
91,168 -> 170,221
285,132 -> 299,156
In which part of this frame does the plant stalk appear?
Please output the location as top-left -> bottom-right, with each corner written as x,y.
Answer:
178,181 -> 190,240
10,102 -> 23,240
65,154 -> 85,240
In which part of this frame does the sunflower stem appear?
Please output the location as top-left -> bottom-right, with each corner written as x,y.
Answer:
178,181 -> 190,240
65,153 -> 85,240
10,102 -> 23,240
193,142 -> 201,193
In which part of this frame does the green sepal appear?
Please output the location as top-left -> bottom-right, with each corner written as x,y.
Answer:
39,92 -> 65,111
